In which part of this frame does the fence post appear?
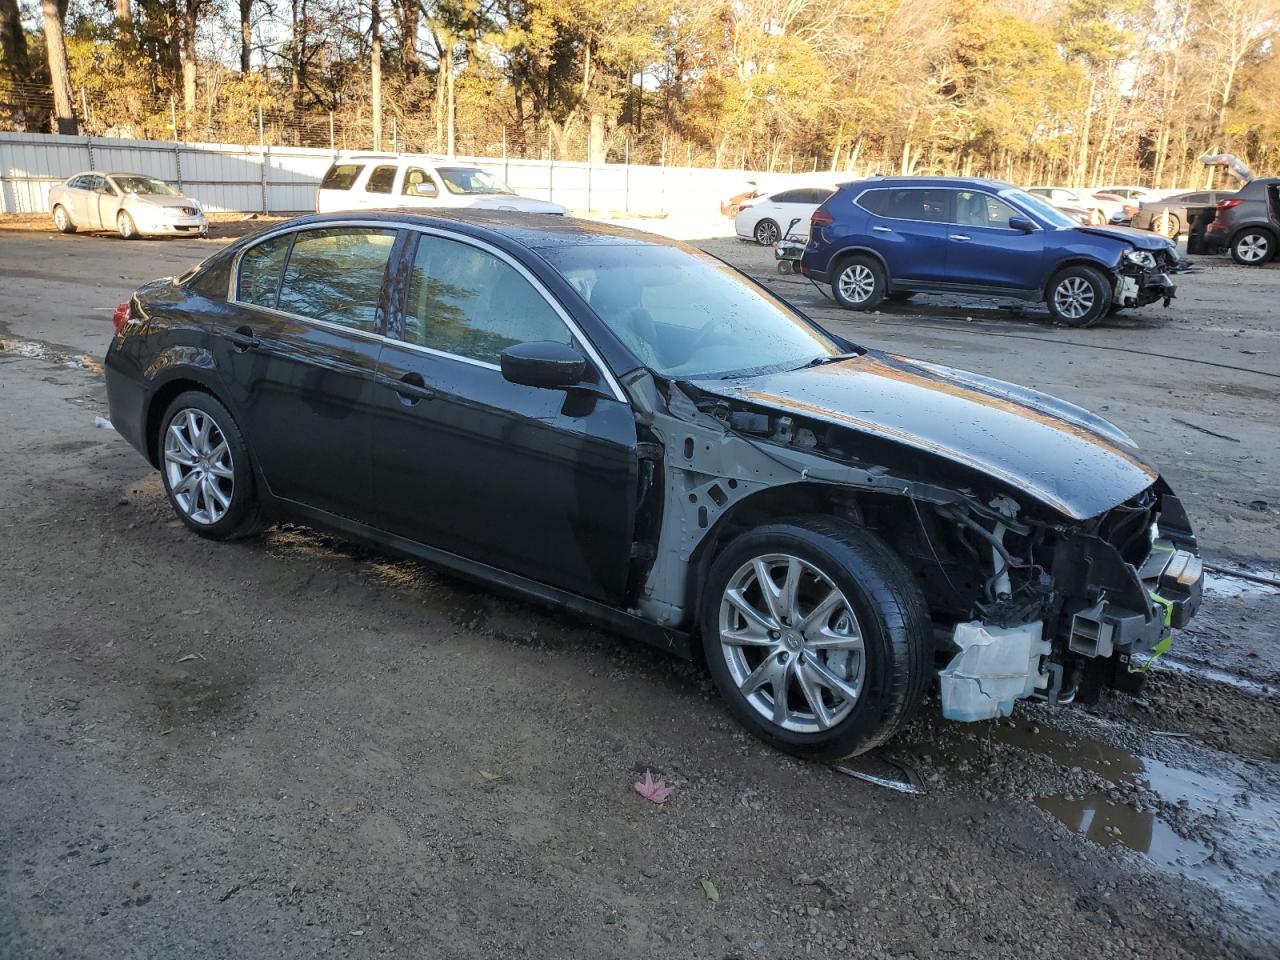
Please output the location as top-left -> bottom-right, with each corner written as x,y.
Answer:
624,135 -> 630,214
258,106 -> 264,147
85,136 -> 94,172
329,111 -> 335,151
587,152 -> 592,213
547,129 -> 553,204
261,144 -> 269,215
392,116 -> 398,154
174,141 -> 183,192
502,127 -> 508,186
170,97 -> 178,141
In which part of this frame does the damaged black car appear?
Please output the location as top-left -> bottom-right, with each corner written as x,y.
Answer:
104,211 -> 1203,759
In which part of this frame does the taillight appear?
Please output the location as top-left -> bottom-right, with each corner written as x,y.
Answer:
111,301 -> 131,335
1217,198 -> 1242,209
810,208 -> 834,225
738,202 -> 753,212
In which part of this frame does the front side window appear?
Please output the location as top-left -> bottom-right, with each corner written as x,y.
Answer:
321,164 -> 363,190
276,228 -> 396,332
436,167 -> 513,196
954,190 -> 1019,229
365,165 -> 398,194
402,167 -> 438,198
542,243 -> 845,378
403,235 -> 572,363
237,233 -> 294,307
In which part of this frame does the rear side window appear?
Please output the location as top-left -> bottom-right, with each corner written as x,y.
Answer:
237,234 -> 294,307
320,164 -> 364,190
403,235 -> 572,363
857,189 -> 888,215
770,190 -> 803,203
365,165 -> 398,194
800,188 -> 834,204
859,188 -> 949,222
276,227 -> 397,332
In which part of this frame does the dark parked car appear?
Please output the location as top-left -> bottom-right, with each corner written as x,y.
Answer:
802,177 -> 1182,327
1205,177 -> 1280,265
1130,190 -> 1231,238
105,211 -> 1202,759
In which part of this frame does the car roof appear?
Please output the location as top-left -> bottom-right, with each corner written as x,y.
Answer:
841,176 -> 1014,190
261,209 -> 681,251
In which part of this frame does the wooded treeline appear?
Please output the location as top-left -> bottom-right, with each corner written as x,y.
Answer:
1,0 -> 1277,183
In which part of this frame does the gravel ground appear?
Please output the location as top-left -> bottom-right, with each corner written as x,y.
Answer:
1,222 -> 1278,958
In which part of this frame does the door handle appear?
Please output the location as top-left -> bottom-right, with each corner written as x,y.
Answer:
230,326 -> 259,351
384,371 -> 435,403
949,234 -> 971,241
872,226 -> 892,233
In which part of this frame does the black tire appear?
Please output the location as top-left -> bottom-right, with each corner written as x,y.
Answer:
1153,211 -> 1180,240
754,219 -> 781,246
1230,228 -> 1274,266
884,290 -> 916,302
830,255 -> 887,311
52,205 -> 76,234
1045,264 -> 1112,327
118,211 -> 139,240
158,390 -> 265,541
700,517 -> 931,760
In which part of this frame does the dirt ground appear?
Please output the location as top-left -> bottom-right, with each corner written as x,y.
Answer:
1,219 -> 1278,959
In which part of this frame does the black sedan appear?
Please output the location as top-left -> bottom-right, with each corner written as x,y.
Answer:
105,210 -> 1203,760
1131,190 -> 1232,238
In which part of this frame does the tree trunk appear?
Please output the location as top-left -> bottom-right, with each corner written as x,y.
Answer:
1,0 -> 29,77
445,44 -> 455,157
239,0 -> 252,73
39,0 -> 76,134
398,0 -> 418,77
115,0 -> 130,24
371,0 -> 382,150
588,110 -> 606,165
433,41 -> 444,153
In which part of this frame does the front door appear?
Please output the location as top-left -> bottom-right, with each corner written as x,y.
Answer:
945,189 -> 1045,291
212,225 -> 401,519
371,230 -> 638,603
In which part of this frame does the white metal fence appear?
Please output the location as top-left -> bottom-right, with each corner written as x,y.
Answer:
0,132 -> 839,218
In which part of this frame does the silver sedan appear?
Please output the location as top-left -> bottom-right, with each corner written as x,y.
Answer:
49,172 -> 208,239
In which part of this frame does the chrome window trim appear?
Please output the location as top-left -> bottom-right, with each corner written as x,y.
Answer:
227,218 -> 627,403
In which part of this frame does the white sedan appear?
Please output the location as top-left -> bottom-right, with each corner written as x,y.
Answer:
49,172 -> 207,239
735,186 -> 835,245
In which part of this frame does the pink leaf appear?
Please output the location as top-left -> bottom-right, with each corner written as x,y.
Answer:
633,768 -> 674,805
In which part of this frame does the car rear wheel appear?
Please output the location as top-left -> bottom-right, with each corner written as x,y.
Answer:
701,517 -> 931,760
53,205 -> 76,234
118,211 -> 139,240
1231,229 -> 1273,266
159,391 -> 264,540
831,256 -> 886,311
1153,211 -> 1180,239
754,219 -> 781,246
1046,265 -> 1112,327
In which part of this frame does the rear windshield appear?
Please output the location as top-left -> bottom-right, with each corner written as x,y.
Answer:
321,164 -> 364,190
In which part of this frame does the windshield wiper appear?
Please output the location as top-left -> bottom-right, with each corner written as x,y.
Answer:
804,351 -> 861,368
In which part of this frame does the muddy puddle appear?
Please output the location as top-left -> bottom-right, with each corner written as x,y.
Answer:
937,719 -> 1280,937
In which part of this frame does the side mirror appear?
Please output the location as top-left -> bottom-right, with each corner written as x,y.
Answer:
500,341 -> 588,389
1008,215 -> 1035,233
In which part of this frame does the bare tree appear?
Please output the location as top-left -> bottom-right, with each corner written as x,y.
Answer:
40,0 -> 76,133
371,0 -> 382,149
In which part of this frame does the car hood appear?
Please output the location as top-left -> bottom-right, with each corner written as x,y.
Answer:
129,194 -> 200,209
463,195 -> 568,215
688,351 -> 1158,521
1071,224 -> 1173,251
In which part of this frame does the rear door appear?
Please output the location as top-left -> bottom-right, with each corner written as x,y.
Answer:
359,164 -> 399,209
946,189 -> 1044,291
855,187 -> 950,283
214,225 -> 402,519
370,229 -> 638,603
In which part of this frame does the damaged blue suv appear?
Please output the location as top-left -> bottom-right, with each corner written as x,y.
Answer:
802,177 -> 1182,327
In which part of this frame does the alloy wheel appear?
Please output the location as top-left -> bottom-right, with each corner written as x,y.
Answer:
118,213 -> 135,239
1053,276 -> 1095,320
54,207 -> 68,231
837,264 -> 875,304
1237,233 -> 1269,263
755,220 -> 780,246
718,554 -> 865,734
164,408 -> 234,525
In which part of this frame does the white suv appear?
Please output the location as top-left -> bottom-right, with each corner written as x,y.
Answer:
315,155 -> 566,215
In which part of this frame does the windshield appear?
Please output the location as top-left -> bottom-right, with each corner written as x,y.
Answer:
436,167 -> 513,195
1002,188 -> 1077,228
111,176 -> 182,197
540,243 -> 847,378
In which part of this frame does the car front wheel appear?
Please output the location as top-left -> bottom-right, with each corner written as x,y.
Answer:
159,391 -> 264,540
701,517 -> 931,760
1231,229 -> 1273,266
831,255 -> 886,311
53,205 -> 77,234
1046,265 -> 1112,327
118,211 -> 139,240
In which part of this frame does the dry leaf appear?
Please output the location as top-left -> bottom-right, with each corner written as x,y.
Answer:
701,879 -> 720,902
633,768 -> 674,804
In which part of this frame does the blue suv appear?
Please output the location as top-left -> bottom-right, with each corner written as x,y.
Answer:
802,177 -> 1181,327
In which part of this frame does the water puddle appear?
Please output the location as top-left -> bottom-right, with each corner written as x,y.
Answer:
940,720 -> 1280,935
